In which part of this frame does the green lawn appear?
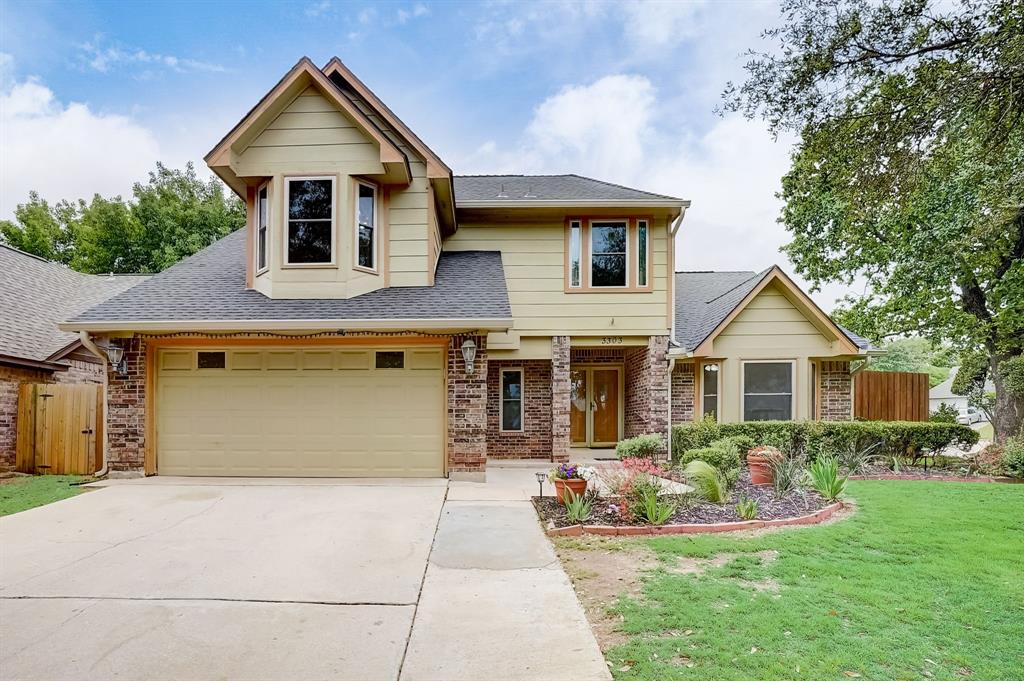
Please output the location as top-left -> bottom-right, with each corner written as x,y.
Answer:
0,475 -> 89,516
977,422 -> 994,440
607,481 -> 1024,680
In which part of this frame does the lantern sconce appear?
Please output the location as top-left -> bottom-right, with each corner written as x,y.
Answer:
461,338 -> 477,374
102,344 -> 127,377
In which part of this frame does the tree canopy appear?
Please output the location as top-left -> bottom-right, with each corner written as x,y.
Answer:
0,163 -> 244,274
866,338 -> 953,387
725,0 -> 1023,439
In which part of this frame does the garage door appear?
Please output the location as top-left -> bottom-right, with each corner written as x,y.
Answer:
156,347 -> 445,477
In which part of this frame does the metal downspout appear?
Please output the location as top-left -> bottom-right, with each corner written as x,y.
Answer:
79,331 -> 110,478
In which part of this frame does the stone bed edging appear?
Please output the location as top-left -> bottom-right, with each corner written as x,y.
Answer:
849,474 -> 1021,483
545,501 -> 845,537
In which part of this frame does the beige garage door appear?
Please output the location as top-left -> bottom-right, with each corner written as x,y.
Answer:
156,347 -> 444,477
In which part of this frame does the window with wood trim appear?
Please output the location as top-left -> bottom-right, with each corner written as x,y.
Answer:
285,176 -> 335,265
500,369 -> 524,432
256,183 -> 269,273
356,181 -> 377,271
701,362 -> 719,419
565,218 -> 653,291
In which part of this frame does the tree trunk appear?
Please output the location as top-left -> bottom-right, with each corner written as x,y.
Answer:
990,352 -> 1024,442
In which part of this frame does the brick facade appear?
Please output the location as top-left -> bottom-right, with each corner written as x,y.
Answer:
105,337 -> 147,472
550,336 -> 571,463
621,337 -> 670,444
671,363 -> 695,425
819,360 -> 853,421
446,334 -> 489,475
486,359 -> 551,459
0,358 -> 104,471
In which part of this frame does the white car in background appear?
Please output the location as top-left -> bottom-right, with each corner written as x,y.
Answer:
957,407 -> 983,425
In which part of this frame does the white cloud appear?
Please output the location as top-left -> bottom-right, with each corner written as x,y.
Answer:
0,71 -> 162,219
455,72 -> 855,310
397,3 -> 429,23
305,0 -> 332,18
621,0 -> 704,49
77,39 -> 225,75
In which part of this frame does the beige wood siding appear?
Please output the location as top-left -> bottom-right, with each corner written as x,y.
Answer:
709,282 -> 835,422
444,220 -> 671,337
240,87 -> 432,297
156,347 -> 444,477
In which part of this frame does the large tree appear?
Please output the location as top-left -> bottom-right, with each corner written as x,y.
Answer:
725,0 -> 1024,440
0,162 -> 244,274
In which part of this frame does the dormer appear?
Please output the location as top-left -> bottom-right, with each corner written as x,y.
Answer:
205,57 -> 455,299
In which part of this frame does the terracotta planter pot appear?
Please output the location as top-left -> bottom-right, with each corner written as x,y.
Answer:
554,479 -> 587,505
747,454 -> 775,486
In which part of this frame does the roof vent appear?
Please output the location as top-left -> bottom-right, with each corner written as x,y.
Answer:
497,183 -> 508,198
523,184 -> 536,198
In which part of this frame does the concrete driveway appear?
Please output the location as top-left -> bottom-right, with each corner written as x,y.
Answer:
0,473 -> 608,681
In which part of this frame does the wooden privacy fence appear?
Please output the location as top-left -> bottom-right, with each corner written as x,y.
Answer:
854,371 -> 929,422
16,383 -> 102,475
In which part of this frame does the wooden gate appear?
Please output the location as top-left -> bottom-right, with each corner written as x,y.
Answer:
16,383 -> 102,475
854,371 -> 929,422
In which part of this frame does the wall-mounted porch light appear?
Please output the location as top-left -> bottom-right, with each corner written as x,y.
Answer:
461,338 -> 477,374
102,344 -> 127,377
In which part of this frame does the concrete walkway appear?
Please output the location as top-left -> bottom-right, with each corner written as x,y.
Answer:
1,470 -> 609,681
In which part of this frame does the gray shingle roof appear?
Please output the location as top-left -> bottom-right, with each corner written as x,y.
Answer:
453,174 -> 682,203
0,245 -> 148,362
68,230 -> 511,325
673,269 -> 871,352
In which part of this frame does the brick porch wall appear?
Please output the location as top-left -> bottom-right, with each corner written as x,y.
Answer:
820,360 -> 853,421
621,337 -> 670,445
106,337 -> 147,471
551,336 -> 570,463
447,334 -> 489,474
487,359 -> 551,459
671,363 -> 695,425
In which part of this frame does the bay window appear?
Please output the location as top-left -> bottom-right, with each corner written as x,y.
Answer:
286,176 -> 334,265
356,181 -> 377,271
256,183 -> 269,273
742,361 -> 794,421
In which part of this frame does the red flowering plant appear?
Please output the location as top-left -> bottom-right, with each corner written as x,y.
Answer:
596,457 -> 666,521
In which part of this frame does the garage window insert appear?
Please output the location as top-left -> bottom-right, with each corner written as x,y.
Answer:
501,369 -> 524,432
375,351 -> 404,369
197,351 -> 226,369
286,176 -> 335,265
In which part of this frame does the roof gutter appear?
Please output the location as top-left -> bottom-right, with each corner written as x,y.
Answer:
78,332 -> 110,478
59,317 -> 515,333
457,199 -> 690,209
0,354 -> 68,372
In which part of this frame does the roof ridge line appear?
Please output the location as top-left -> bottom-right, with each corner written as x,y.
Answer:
704,268 -> 772,304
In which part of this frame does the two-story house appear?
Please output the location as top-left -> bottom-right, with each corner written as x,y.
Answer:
62,58 -> 871,480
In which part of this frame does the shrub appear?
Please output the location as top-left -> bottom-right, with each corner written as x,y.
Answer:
807,455 -> 847,501
930,403 -> 959,424
615,433 -> 665,460
683,460 -> 730,504
677,446 -> 740,486
563,489 -> 597,524
672,420 -> 977,464
735,497 -> 759,520
770,454 -> 806,497
597,457 -> 664,497
633,485 -> 678,525
1002,436 -> 1024,479
710,435 -> 755,458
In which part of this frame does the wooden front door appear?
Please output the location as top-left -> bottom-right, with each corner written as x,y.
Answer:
569,366 -> 622,447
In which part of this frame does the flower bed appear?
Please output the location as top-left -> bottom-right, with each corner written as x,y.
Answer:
535,468 -> 834,529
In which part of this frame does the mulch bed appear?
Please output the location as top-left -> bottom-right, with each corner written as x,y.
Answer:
535,469 -> 831,529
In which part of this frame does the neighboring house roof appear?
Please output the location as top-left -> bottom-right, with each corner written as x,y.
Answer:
64,230 -> 512,331
672,268 -> 869,354
0,245 -> 147,367
453,174 -> 685,205
930,367 -> 994,401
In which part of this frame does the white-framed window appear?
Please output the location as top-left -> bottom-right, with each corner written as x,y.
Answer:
637,219 -> 649,287
355,180 -> 377,271
742,360 -> 795,421
568,220 -> 582,287
589,220 -> 628,287
701,362 -> 719,419
255,182 -> 269,274
284,175 -> 335,265
500,368 -> 524,432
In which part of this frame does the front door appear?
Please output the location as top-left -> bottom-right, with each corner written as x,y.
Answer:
570,366 -> 622,447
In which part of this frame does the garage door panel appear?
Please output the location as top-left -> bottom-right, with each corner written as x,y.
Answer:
157,347 -> 444,477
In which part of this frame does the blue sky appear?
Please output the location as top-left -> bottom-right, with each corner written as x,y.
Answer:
0,0 -> 857,308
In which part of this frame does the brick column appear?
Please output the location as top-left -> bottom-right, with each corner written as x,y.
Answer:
447,334 -> 488,480
106,336 -> 147,473
820,360 -> 853,421
671,363 -> 695,425
646,336 -> 670,456
550,336 -> 571,463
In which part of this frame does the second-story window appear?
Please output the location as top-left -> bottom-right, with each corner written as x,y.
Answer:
256,183 -> 269,273
637,220 -> 648,287
568,220 -> 582,287
286,176 -> 334,265
356,181 -> 377,271
590,221 -> 628,287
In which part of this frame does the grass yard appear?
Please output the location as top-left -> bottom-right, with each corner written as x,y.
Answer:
0,475 -> 89,516
566,481 -> 1024,681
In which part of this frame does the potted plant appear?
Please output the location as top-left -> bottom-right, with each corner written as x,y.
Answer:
746,446 -> 783,486
550,463 -> 588,505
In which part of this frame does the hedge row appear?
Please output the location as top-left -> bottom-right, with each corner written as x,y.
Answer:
671,419 -> 979,462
